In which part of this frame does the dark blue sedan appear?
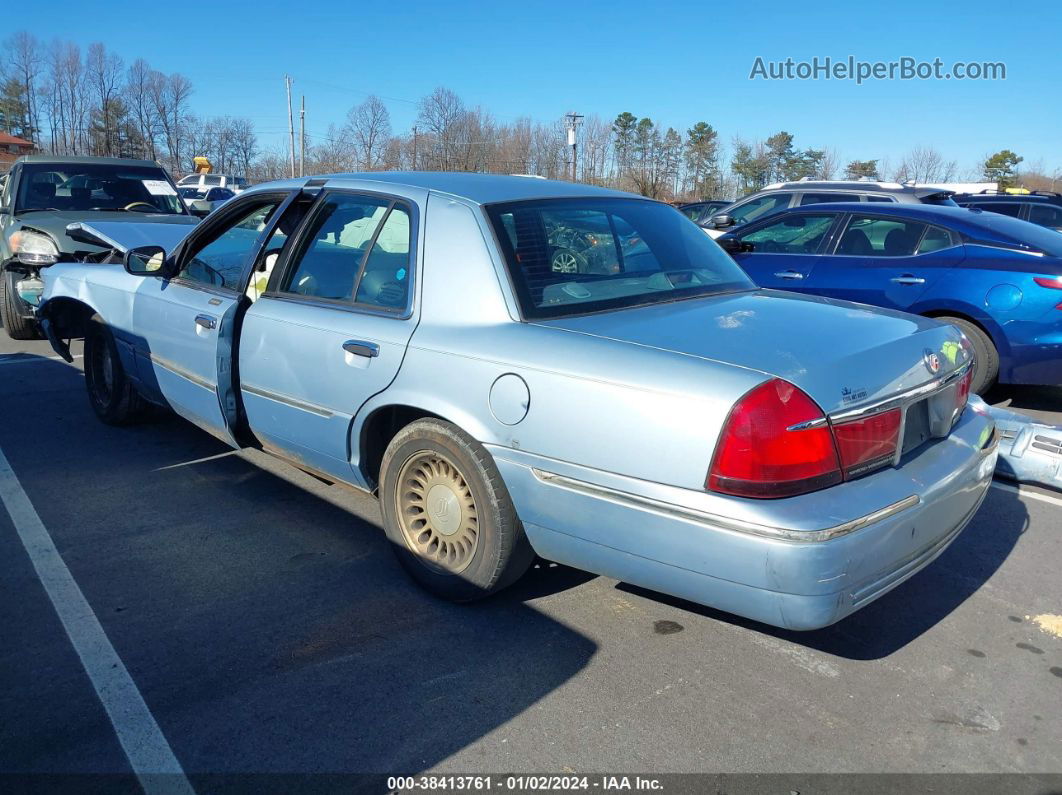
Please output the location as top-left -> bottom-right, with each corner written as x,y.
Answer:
718,203 -> 1062,393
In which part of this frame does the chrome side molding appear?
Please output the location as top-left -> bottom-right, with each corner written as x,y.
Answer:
531,468 -> 920,543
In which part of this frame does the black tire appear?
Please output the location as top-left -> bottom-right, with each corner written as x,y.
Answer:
379,418 -> 535,602
0,270 -> 42,340
84,314 -> 148,425
942,316 -> 999,395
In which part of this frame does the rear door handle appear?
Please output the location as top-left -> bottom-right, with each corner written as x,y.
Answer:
890,275 -> 926,285
774,270 -> 805,280
342,340 -> 379,358
195,314 -> 217,330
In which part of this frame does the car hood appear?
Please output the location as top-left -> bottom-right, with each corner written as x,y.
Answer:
534,289 -> 971,415
14,210 -> 198,254
63,220 -> 198,254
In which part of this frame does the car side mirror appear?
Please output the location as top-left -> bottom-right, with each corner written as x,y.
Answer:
189,199 -> 212,218
717,237 -> 755,254
124,245 -> 168,277
706,214 -> 735,230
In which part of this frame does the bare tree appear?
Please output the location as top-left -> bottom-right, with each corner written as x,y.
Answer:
86,43 -> 123,155
125,58 -> 159,159
417,87 -> 464,170
345,95 -> 391,170
3,32 -> 43,145
892,146 -> 957,183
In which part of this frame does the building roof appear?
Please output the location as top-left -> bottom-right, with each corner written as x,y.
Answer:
0,132 -> 34,147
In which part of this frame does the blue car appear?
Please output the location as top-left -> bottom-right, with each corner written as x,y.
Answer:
719,203 -> 1062,393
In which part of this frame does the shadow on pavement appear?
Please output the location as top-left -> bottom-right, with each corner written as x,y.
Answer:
0,358 -> 598,780
618,485 -> 1029,661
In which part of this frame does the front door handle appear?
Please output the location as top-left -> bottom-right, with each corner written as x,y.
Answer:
342,340 -> 379,358
195,314 -> 217,330
774,270 -> 805,280
890,275 -> 926,285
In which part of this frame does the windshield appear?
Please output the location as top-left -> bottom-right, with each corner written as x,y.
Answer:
16,163 -> 186,215
487,197 -> 755,318
178,187 -> 207,199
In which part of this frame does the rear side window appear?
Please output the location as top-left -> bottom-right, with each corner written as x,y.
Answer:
1029,204 -> 1062,229
917,226 -> 953,254
281,192 -> 412,311
865,195 -> 895,203
835,216 -> 927,257
971,202 -> 1023,218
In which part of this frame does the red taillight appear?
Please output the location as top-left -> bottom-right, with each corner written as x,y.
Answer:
832,408 -> 902,478
708,379 -> 842,498
1033,276 -> 1062,309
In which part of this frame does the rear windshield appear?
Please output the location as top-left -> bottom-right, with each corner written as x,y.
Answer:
486,197 -> 754,318
968,211 -> 1062,257
16,163 -> 186,215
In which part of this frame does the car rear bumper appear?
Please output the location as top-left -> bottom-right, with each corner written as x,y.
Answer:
489,407 -> 998,630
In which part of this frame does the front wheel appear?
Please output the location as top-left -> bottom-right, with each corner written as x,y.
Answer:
0,270 -> 42,340
379,418 -> 535,601
84,314 -> 148,425
941,316 -> 999,395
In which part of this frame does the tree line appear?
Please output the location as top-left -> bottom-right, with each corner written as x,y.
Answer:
2,30 -> 1053,199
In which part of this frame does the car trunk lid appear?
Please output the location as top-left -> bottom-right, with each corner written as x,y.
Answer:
534,288 -> 972,417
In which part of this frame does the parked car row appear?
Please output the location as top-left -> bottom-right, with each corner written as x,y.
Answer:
699,184 -> 1062,394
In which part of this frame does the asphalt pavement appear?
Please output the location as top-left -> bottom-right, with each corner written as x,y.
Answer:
0,332 -> 1060,791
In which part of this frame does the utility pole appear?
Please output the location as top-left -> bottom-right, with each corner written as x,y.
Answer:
285,75 -> 295,178
412,125 -> 418,170
299,95 -> 306,177
564,111 -> 583,182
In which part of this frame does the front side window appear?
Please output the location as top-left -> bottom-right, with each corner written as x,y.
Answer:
799,192 -> 853,205
727,193 -> 792,225
739,213 -> 835,254
177,200 -> 282,289
281,193 -> 412,310
835,216 -> 927,257
487,198 -> 754,318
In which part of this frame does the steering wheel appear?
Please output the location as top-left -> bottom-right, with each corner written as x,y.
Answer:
123,201 -> 156,212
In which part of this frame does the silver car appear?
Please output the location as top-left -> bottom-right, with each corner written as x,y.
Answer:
36,173 -> 998,630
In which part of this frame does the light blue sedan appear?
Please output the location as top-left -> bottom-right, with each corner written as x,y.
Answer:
36,173 -> 998,630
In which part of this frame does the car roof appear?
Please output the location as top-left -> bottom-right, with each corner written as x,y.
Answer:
14,155 -> 165,168
248,172 -> 640,205
772,201 -> 1059,236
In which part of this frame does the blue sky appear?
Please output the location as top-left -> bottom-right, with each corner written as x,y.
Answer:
33,0 -> 1062,174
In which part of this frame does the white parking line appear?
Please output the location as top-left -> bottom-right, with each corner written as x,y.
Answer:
0,354 -> 83,366
0,443 -> 195,795
991,479 -> 1062,508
